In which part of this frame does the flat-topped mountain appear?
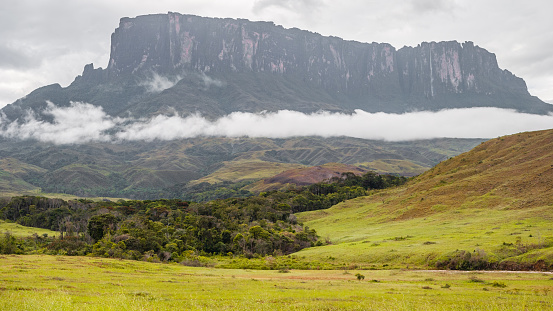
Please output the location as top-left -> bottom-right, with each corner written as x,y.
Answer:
1,12 -> 550,121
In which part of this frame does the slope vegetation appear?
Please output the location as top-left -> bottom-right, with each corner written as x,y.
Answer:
0,137 -> 483,199
297,129 -> 553,270
246,163 -> 367,192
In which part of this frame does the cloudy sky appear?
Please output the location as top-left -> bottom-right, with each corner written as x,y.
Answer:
1,0 -> 552,144
1,0 -> 552,109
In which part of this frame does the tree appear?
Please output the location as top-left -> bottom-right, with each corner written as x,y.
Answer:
87,214 -> 118,241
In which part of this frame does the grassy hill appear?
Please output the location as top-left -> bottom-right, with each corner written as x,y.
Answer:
297,129 -> 553,270
0,137 -> 484,199
245,162 -> 367,192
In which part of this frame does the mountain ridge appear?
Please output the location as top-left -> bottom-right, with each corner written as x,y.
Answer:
0,137 -> 484,199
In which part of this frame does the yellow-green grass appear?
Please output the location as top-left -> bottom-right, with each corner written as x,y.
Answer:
1,255 -> 552,310
0,220 -> 58,238
296,130 -> 553,268
0,191 -> 126,202
297,198 -> 553,268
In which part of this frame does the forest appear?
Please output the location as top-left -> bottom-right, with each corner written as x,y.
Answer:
0,171 -> 407,263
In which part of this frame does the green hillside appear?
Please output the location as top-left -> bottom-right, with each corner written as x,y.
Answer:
0,137 -> 484,199
297,129 -> 553,270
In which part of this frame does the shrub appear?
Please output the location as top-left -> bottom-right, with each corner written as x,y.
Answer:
490,281 -> 507,288
47,236 -> 89,256
0,232 -> 19,254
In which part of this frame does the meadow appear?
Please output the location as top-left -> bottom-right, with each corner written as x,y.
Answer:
296,199 -> 553,270
0,220 -> 58,238
296,130 -> 553,270
1,255 -> 553,310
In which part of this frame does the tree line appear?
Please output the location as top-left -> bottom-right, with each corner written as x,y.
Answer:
0,171 -> 407,262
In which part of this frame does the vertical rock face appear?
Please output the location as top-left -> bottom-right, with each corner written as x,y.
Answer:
107,13 -> 403,97
102,12 -> 547,114
396,41 -> 528,99
3,12 -> 550,121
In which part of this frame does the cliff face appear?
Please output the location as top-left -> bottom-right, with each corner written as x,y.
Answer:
102,12 -> 546,113
2,12 -> 550,121
107,14 -> 400,92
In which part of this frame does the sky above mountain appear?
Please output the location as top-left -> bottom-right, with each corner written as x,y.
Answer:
1,0 -> 552,110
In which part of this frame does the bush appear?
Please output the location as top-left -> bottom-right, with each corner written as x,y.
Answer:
47,236 -> 90,256
0,232 -> 20,254
435,249 -> 497,270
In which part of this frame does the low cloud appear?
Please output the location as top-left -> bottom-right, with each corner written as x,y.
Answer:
200,73 -> 225,89
139,72 -> 182,93
0,101 -> 117,144
1,102 -> 553,145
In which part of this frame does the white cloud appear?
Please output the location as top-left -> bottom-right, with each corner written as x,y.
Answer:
200,73 -> 225,89
114,114 -> 212,141
0,101 -> 118,144
139,72 -> 183,93
1,102 -> 552,145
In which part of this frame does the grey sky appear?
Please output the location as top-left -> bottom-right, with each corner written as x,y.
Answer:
1,0 -> 552,109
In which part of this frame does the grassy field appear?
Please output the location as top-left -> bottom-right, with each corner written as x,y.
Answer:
192,159 -> 304,185
0,220 -> 58,238
1,255 -> 553,310
296,130 -> 553,269
297,199 -> 553,269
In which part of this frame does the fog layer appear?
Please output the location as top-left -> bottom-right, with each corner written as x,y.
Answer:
1,102 -> 551,145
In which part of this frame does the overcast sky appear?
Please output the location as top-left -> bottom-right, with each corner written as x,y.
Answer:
1,0 -> 552,110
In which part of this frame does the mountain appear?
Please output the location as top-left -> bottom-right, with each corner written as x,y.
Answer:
297,129 -> 553,269
0,137 -> 484,199
1,12 -> 546,199
1,12 -> 551,121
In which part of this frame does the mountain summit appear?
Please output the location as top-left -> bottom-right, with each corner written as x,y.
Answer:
1,12 -> 551,121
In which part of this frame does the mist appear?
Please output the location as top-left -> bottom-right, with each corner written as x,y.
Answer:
1,101 -> 552,145
139,73 -> 182,93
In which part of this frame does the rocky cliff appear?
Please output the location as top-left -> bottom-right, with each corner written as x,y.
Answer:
2,12 -> 550,120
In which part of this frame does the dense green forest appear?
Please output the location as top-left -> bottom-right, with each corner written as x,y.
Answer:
0,171 -> 407,264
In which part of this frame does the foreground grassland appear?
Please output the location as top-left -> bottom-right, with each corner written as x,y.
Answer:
1,255 -> 553,310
